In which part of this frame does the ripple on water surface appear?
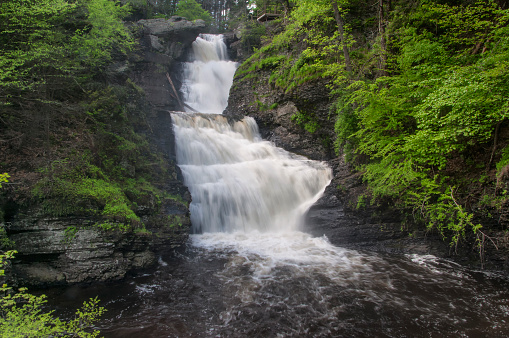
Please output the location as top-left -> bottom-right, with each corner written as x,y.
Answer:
42,233 -> 509,337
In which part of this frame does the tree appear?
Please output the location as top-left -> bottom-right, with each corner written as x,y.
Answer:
0,0 -> 76,93
378,0 -> 388,75
176,0 -> 213,24
331,0 -> 352,72
0,0 -> 134,107
72,0 -> 134,69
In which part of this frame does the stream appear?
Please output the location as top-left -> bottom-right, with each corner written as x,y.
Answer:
43,34 -> 509,337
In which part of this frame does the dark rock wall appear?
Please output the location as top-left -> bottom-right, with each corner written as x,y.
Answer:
4,17 -> 205,287
225,71 -> 332,161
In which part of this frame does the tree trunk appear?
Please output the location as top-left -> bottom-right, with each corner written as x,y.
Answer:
331,0 -> 352,72
378,0 -> 387,76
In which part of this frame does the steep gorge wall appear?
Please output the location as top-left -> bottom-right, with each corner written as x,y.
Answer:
224,48 -> 458,264
1,17 -> 205,287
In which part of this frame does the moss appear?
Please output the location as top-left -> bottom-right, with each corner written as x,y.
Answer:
166,215 -> 183,228
63,226 -> 79,244
93,221 -> 131,232
291,111 -> 319,133
134,226 -> 152,235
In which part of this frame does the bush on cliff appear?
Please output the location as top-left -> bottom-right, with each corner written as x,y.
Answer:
236,0 -> 509,250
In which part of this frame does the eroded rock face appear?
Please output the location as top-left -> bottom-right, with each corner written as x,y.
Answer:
131,17 -> 206,111
2,17 -> 204,287
225,64 -> 450,258
6,192 -> 191,287
225,70 -> 333,161
137,17 -> 206,60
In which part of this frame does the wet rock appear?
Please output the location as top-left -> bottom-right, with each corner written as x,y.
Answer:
138,17 -> 206,37
131,17 -> 206,111
225,72 -> 332,161
226,60 -> 452,260
6,209 -> 191,287
2,17 -> 201,287
149,34 -> 164,52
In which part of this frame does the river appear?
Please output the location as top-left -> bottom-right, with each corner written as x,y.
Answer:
43,34 -> 509,337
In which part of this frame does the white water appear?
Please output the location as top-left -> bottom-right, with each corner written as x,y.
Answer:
172,113 -> 332,234
173,34 -> 338,275
180,34 -> 237,114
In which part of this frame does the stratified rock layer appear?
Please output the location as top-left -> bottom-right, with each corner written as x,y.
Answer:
3,17 -> 203,287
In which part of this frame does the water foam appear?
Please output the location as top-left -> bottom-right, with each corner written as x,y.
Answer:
172,113 -> 332,234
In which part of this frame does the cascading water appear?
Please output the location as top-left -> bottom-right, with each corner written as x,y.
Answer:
172,113 -> 331,234
180,34 -> 237,115
176,34 -> 332,237
42,34 -> 509,338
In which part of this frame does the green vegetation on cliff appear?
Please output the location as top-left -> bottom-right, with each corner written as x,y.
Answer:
237,0 -> 509,249
176,0 -> 213,23
1,178 -> 104,336
0,0 -> 187,233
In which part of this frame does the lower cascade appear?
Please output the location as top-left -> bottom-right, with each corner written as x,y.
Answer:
172,113 -> 332,234
174,33 -> 332,237
172,34 -> 341,273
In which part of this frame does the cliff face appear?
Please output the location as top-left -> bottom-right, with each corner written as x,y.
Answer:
1,17 -> 205,287
226,40 -> 509,271
224,53 -> 451,261
226,70 -> 332,161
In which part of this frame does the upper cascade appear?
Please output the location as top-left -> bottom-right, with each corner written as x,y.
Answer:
181,34 -> 237,115
191,34 -> 229,62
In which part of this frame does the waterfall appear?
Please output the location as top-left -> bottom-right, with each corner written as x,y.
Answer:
180,34 -> 237,115
172,113 -> 332,233
42,34 -> 508,338
173,34 -> 331,235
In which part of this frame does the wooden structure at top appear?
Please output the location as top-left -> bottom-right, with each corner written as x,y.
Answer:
257,12 -> 281,22
256,3 -> 283,22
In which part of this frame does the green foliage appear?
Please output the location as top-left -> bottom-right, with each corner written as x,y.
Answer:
26,76 -> 175,230
291,111 -> 319,133
63,226 -> 79,244
0,228 -> 14,250
125,0 -> 178,19
239,21 -> 267,53
0,251 -> 105,337
0,175 -> 12,243
134,225 -> 152,235
73,0 -> 134,68
93,221 -> 131,231
330,1 -> 509,244
0,0 -> 76,94
0,174 -> 9,189
496,145 -> 509,173
238,0 -> 509,245
0,0 -> 134,104
356,194 -> 367,209
166,215 -> 183,228
176,0 -> 213,24
34,175 -> 140,224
